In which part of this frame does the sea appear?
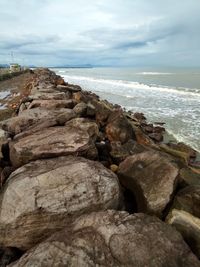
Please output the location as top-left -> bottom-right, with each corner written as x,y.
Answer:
53,67 -> 200,153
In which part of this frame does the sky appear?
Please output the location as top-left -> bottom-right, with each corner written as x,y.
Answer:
0,0 -> 200,67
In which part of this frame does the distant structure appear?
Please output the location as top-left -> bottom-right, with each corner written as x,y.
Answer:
9,63 -> 21,73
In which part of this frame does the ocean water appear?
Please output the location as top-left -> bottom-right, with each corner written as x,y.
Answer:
53,67 -> 200,152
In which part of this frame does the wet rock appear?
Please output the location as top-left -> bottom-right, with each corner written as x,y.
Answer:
10,210 -> 200,267
106,110 -> 135,144
133,112 -> 146,122
170,185 -> 200,218
28,99 -> 76,110
1,108 -> 76,137
167,209 -> 200,259
0,157 -> 121,250
0,129 -> 7,158
9,121 -> 99,167
118,150 -> 179,217
148,132 -> 163,142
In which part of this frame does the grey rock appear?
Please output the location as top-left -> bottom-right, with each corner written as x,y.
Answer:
9,210 -> 200,267
0,157 -> 121,250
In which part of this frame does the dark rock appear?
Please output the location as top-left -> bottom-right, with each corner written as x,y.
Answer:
106,110 -> 136,144
56,84 -> 81,92
148,132 -> 163,142
86,102 -> 96,117
73,102 -> 87,116
110,139 -> 148,164
179,168 -> 200,187
168,142 -> 197,159
0,247 -> 23,267
133,112 -> 146,121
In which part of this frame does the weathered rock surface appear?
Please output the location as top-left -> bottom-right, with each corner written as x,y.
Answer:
9,210 -> 200,267
179,167 -> 200,187
110,139 -> 149,164
28,99 -> 76,110
0,157 -> 121,250
170,185 -> 200,218
30,91 -> 68,100
118,150 -> 179,217
106,110 -> 135,144
167,209 -> 200,259
9,122 -> 98,167
1,107 -> 76,137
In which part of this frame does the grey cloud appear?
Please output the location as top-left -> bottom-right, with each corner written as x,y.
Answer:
0,0 -> 200,66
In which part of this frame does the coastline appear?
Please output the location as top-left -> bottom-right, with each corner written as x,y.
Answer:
0,68 -> 200,265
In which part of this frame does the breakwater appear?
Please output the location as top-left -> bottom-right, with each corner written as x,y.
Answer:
0,68 -> 200,266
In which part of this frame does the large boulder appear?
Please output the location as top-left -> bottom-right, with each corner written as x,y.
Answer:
0,157 -> 121,250
9,120 -> 99,167
1,108 -> 76,137
167,209 -> 200,259
28,99 -> 76,110
106,110 -> 135,144
118,150 -> 179,217
179,167 -> 200,187
170,185 -> 200,218
9,211 -> 200,267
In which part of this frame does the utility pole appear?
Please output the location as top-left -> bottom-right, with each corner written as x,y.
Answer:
11,51 -> 14,63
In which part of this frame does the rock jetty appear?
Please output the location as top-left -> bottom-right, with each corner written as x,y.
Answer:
0,68 -> 200,266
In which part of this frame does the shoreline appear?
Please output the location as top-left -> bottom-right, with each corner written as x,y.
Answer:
0,68 -> 200,265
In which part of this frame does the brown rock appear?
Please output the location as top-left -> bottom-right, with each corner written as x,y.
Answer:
10,211 -> 200,267
167,209 -> 200,259
9,121 -> 99,167
110,139 -> 149,164
110,164 -> 118,173
106,110 -> 135,144
56,84 -> 81,92
0,157 -> 121,250
170,185 -> 200,218
148,132 -> 163,142
28,99 -> 76,110
1,108 -> 76,137
179,168 -> 200,187
73,102 -> 87,116
118,150 -> 179,217
168,142 -> 197,159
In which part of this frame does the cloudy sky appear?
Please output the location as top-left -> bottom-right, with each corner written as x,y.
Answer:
0,0 -> 200,67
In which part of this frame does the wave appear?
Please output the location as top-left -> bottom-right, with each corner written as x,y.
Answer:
136,72 -> 173,75
62,74 -> 200,98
